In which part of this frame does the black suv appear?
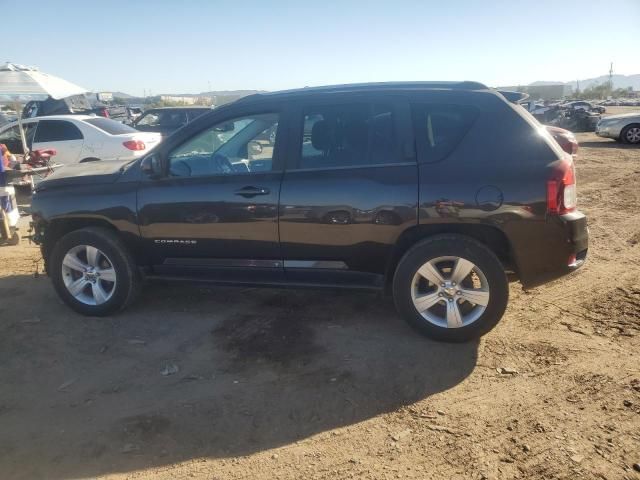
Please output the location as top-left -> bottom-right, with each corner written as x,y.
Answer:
30,82 -> 588,342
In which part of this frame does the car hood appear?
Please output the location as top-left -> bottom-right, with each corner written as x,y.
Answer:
601,112 -> 640,121
35,159 -> 130,190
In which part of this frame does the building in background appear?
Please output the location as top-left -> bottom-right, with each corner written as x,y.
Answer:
159,95 -> 199,105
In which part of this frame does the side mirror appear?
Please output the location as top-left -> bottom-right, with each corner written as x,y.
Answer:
140,154 -> 163,178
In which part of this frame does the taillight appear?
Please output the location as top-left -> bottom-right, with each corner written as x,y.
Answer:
100,108 -> 109,118
123,140 -> 146,151
547,159 -> 577,215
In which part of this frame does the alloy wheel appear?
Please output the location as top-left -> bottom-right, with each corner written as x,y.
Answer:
61,245 -> 117,305
410,256 -> 490,328
625,127 -> 640,144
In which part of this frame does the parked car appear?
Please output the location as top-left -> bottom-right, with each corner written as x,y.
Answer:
126,106 -> 144,124
561,101 -> 606,114
596,113 -> 640,144
545,125 -> 578,155
22,95 -> 120,119
133,107 -> 211,137
0,115 -> 162,164
30,82 -> 588,342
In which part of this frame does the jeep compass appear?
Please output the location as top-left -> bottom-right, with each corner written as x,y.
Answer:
30,82 -> 588,342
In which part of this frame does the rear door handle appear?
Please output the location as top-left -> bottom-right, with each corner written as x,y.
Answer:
234,186 -> 270,197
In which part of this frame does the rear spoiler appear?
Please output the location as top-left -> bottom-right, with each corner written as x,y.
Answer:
498,90 -> 529,104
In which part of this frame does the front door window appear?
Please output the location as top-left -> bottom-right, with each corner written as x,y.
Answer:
168,113 -> 279,177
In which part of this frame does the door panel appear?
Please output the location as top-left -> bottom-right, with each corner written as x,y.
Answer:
137,110 -> 285,281
279,98 -> 418,285
32,139 -> 84,163
279,165 -> 417,281
138,172 -> 282,262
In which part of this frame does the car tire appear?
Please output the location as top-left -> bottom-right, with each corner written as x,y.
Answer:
620,124 -> 640,144
50,227 -> 140,316
79,157 -> 101,163
393,234 -> 509,342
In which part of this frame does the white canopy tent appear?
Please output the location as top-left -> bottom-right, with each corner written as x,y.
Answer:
0,63 -> 88,154
0,62 -> 87,99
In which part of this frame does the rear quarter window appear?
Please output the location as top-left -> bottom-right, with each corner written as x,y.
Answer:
84,118 -> 138,135
412,104 -> 479,163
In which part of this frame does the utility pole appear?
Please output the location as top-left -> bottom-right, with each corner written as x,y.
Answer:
609,62 -> 614,94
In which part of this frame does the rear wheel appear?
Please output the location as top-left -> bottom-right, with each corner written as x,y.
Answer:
621,124 -> 640,144
50,227 -> 140,316
393,235 -> 509,342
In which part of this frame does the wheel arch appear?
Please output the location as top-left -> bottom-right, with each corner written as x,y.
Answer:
385,223 -> 515,291
41,217 -> 120,270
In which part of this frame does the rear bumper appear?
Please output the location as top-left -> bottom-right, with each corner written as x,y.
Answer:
512,211 -> 588,289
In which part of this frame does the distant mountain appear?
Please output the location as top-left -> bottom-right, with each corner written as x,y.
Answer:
112,91 -> 134,99
528,81 -> 566,86
160,90 -> 264,98
199,90 -> 265,97
530,74 -> 640,90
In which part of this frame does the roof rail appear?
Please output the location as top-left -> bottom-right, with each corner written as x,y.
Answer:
236,81 -> 489,102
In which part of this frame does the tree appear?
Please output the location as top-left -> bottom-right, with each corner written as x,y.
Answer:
572,82 -> 632,100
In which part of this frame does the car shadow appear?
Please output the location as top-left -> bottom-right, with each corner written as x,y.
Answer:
0,274 -> 479,479
578,139 -> 638,149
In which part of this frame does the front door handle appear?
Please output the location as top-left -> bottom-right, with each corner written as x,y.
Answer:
234,186 -> 270,198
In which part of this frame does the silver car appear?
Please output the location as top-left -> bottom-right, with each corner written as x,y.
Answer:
595,113 -> 640,144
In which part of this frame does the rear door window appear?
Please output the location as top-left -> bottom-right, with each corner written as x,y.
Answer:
34,120 -> 83,142
297,103 -> 401,169
412,104 -> 478,163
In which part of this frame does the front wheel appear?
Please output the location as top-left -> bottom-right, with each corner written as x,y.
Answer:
621,124 -> 640,144
50,227 -> 140,316
393,235 -> 509,342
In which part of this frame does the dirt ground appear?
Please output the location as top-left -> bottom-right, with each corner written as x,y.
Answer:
1,131 -> 639,480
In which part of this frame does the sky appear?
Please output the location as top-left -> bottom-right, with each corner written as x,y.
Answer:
2,0 -> 639,96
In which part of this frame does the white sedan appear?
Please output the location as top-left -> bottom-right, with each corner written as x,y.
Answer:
0,115 -> 162,164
